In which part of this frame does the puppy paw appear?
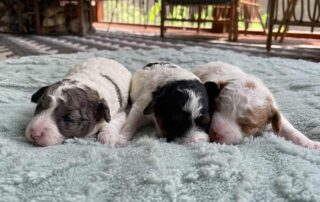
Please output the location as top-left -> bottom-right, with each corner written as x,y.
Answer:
119,130 -> 133,142
98,131 -> 127,146
184,132 -> 209,144
114,135 -> 129,145
307,142 -> 320,150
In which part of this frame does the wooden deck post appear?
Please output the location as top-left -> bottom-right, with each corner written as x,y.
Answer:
228,3 -> 234,40
34,0 -> 41,34
266,0 -> 275,51
160,0 -> 165,37
97,0 -> 104,22
229,0 -> 239,41
78,0 -> 85,35
233,0 -> 239,41
197,5 -> 203,33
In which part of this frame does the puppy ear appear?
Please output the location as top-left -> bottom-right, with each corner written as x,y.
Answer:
98,100 -> 111,122
204,81 -> 220,98
143,100 -> 156,115
31,86 -> 49,103
271,109 -> 281,134
219,81 -> 230,89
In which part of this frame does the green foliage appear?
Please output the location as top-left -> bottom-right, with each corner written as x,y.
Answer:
148,2 -> 161,21
238,13 -> 267,31
103,1 -> 267,30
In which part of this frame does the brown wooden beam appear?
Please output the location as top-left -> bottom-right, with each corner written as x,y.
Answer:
78,0 -> 84,35
96,0 -> 104,22
160,0 -> 165,37
266,0 -> 275,51
34,0 -> 41,34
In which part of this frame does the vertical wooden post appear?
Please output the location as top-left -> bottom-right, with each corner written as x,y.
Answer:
228,2 -> 234,40
18,0 -> 23,33
34,0 -> 41,34
266,0 -> 276,51
97,0 -> 104,22
79,0 -> 85,35
91,0 -> 97,22
87,0 -> 94,32
197,4 -> 202,33
160,0 -> 165,37
233,0 -> 239,41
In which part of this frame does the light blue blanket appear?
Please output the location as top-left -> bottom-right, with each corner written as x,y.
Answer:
1,47 -> 320,202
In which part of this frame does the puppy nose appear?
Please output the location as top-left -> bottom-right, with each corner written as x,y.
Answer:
30,128 -> 44,140
209,128 -> 223,143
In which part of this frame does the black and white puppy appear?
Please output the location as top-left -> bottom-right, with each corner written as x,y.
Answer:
120,62 -> 219,143
25,58 -> 132,146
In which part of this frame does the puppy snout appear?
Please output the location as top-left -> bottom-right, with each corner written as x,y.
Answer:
30,127 -> 46,140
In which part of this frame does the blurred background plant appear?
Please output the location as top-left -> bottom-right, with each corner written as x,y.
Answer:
102,0 -> 268,31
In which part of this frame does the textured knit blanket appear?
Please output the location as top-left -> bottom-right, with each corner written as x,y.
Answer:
1,47 -> 320,202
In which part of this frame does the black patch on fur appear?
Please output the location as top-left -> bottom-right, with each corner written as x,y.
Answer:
100,73 -> 123,108
144,79 -> 211,142
31,86 -> 49,103
31,81 -> 63,104
204,81 -> 220,117
143,62 -> 177,69
34,95 -> 52,115
97,99 -> 111,122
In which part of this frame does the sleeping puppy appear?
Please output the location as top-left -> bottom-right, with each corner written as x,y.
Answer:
193,61 -> 320,149
25,58 -> 131,146
120,62 -> 219,143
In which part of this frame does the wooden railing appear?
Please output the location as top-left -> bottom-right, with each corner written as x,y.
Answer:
267,0 -> 320,50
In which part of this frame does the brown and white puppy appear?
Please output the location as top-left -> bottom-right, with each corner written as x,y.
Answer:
25,58 -> 131,146
193,61 -> 320,149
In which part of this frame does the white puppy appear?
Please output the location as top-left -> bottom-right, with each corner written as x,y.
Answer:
120,62 -> 218,143
25,58 -> 131,146
193,61 -> 320,149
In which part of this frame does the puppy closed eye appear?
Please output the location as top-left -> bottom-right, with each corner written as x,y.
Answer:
63,115 -> 84,128
63,115 -> 75,123
239,122 -> 250,129
169,110 -> 190,121
238,119 -> 257,134
238,118 -> 250,126
170,114 -> 185,122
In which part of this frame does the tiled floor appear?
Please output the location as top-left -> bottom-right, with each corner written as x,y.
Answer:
0,26 -> 319,62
